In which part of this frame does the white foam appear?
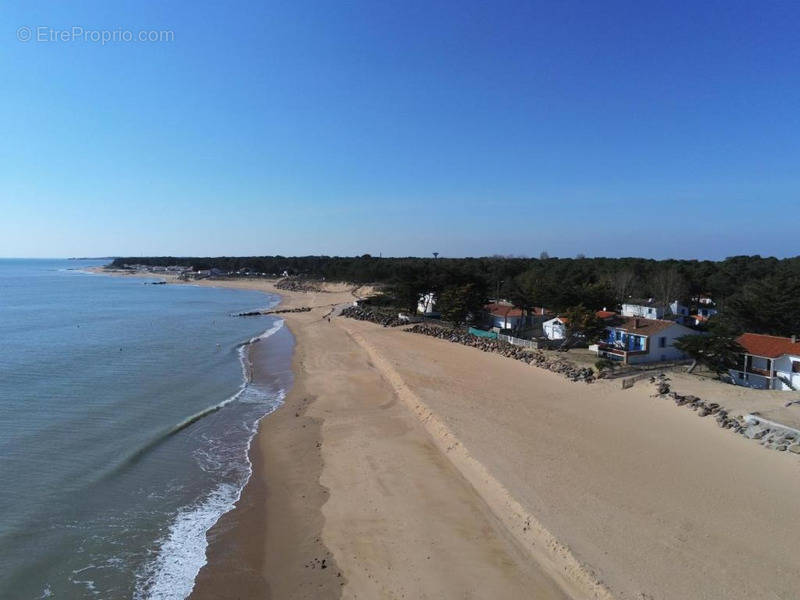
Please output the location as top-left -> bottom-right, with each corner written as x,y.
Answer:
237,319 -> 284,383
136,320 -> 287,600
137,388 -> 285,600
254,318 -> 284,341
135,483 -> 240,600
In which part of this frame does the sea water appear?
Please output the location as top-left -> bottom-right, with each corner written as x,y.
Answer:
0,259 -> 292,599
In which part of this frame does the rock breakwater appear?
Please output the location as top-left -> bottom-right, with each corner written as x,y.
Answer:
405,324 -> 596,383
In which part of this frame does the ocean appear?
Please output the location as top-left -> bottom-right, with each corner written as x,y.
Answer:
0,259 -> 293,599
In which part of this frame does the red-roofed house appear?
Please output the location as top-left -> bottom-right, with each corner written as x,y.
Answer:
730,333 -> 800,390
484,302 -> 550,331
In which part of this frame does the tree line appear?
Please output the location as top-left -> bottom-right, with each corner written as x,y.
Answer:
111,254 -> 800,337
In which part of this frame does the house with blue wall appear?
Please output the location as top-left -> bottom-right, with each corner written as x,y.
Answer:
590,316 -> 696,364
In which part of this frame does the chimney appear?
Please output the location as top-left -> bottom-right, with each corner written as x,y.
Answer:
634,318 -> 640,329
793,335 -> 797,344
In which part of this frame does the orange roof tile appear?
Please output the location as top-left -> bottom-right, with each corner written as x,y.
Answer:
484,303 -> 551,318
485,303 -> 523,318
736,333 -> 800,358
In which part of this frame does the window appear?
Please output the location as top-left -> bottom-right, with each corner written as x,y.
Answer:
793,361 -> 800,373
659,337 -> 666,348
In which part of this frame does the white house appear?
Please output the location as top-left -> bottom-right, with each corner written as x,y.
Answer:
543,310 -> 617,341
669,300 -> 691,320
485,303 -> 549,331
621,300 -> 666,319
589,316 -> 696,364
621,300 -> 690,324
417,292 -> 439,317
543,316 -> 568,340
729,333 -> 800,391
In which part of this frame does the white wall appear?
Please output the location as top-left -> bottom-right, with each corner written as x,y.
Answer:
621,304 -> 664,319
543,318 -> 567,340
669,301 -> 690,316
489,314 -> 522,330
626,323 -> 693,364
730,354 -> 800,391
773,355 -> 800,390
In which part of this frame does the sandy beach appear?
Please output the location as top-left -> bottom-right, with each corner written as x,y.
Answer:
188,280 -> 570,599
96,270 -> 800,599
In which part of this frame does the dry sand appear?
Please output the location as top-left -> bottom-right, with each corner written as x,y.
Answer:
94,270 -> 800,599
339,320 -> 800,600
190,280 -> 569,599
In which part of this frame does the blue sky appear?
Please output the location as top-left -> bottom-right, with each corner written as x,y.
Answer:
1,1 -> 798,259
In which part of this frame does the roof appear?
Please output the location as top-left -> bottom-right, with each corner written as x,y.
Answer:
485,303 -> 523,318
736,333 -> 800,358
548,310 -> 617,326
622,299 -> 665,308
607,316 -> 679,336
484,303 -> 550,318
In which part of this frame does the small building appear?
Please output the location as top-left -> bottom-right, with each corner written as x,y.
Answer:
621,300 -> 667,320
590,316 -> 696,364
417,292 -> 439,317
484,303 -> 549,332
543,310 -> 618,341
729,333 -> 800,391
542,316 -> 568,340
622,299 -> 690,324
669,300 -> 691,320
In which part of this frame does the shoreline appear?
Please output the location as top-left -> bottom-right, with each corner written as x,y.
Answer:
131,273 -> 573,598
186,279 -> 576,599
91,267 -> 800,599
190,308 -> 345,600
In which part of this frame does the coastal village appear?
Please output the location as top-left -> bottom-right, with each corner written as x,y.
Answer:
11,2 -> 800,598
96,259 -> 800,600
117,261 -> 800,457
121,262 -> 800,391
